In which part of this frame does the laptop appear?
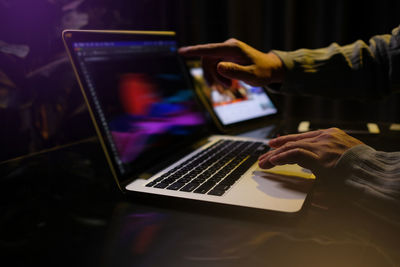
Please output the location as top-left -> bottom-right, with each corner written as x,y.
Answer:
187,60 -> 279,135
62,29 -> 314,213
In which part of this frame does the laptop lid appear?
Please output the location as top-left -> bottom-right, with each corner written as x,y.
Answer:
62,30 -> 211,190
187,60 -> 279,134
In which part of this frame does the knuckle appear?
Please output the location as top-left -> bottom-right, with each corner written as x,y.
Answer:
284,141 -> 296,149
225,38 -> 243,50
326,127 -> 344,135
246,66 -> 256,76
226,38 -> 239,44
327,127 -> 342,133
318,130 -> 335,139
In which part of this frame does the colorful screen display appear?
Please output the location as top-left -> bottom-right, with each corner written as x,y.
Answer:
73,39 -> 206,174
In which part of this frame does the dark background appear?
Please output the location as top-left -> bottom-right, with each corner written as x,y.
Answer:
1,0 -> 399,162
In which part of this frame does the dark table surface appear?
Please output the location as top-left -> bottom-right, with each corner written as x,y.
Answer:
2,121 -> 400,267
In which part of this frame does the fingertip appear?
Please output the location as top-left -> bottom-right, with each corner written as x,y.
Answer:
258,160 -> 266,169
217,62 -> 236,74
268,135 -> 288,148
216,62 -> 240,88
177,46 -> 190,55
267,139 -> 274,146
216,61 -> 229,69
258,158 -> 274,169
268,138 -> 279,148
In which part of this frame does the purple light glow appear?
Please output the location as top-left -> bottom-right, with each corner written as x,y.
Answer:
111,112 -> 204,163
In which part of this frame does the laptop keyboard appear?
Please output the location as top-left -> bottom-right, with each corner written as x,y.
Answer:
145,139 -> 269,196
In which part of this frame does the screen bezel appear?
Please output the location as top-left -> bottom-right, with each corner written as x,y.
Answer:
62,30 -> 211,190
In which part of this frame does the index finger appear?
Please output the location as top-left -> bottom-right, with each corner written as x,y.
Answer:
178,42 -> 238,58
269,130 -> 323,148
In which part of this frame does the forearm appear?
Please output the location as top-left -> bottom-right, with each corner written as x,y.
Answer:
271,26 -> 400,98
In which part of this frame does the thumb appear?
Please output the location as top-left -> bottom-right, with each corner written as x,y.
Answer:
217,62 -> 255,84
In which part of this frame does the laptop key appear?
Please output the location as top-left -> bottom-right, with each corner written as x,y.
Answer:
208,188 -> 225,196
214,184 -> 231,191
163,177 -> 178,184
207,183 -> 232,196
154,182 -> 169,189
180,182 -> 201,192
194,180 -> 216,194
145,181 -> 157,187
219,155 -> 258,186
192,177 -> 206,183
153,176 -> 167,183
167,182 -> 185,190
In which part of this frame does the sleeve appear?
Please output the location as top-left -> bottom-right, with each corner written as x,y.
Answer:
333,145 -> 400,221
271,26 -> 400,99
336,145 -> 400,203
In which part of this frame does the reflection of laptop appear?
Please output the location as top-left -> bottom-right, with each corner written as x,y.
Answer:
63,30 -> 313,213
187,61 -> 279,135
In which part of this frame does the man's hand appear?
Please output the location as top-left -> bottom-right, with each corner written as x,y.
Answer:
178,38 -> 284,88
258,128 -> 364,177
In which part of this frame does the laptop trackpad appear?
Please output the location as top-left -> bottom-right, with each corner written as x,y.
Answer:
252,167 -> 315,199
225,164 -> 315,212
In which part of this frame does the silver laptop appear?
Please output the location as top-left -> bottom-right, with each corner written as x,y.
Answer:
62,29 -> 314,213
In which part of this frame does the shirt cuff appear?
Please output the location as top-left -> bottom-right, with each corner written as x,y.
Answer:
270,50 -> 295,71
334,144 -> 376,173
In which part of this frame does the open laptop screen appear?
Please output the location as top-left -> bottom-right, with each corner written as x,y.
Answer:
67,32 -> 207,178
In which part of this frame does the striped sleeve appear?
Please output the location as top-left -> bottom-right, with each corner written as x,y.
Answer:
271,26 -> 400,99
335,145 -> 400,204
